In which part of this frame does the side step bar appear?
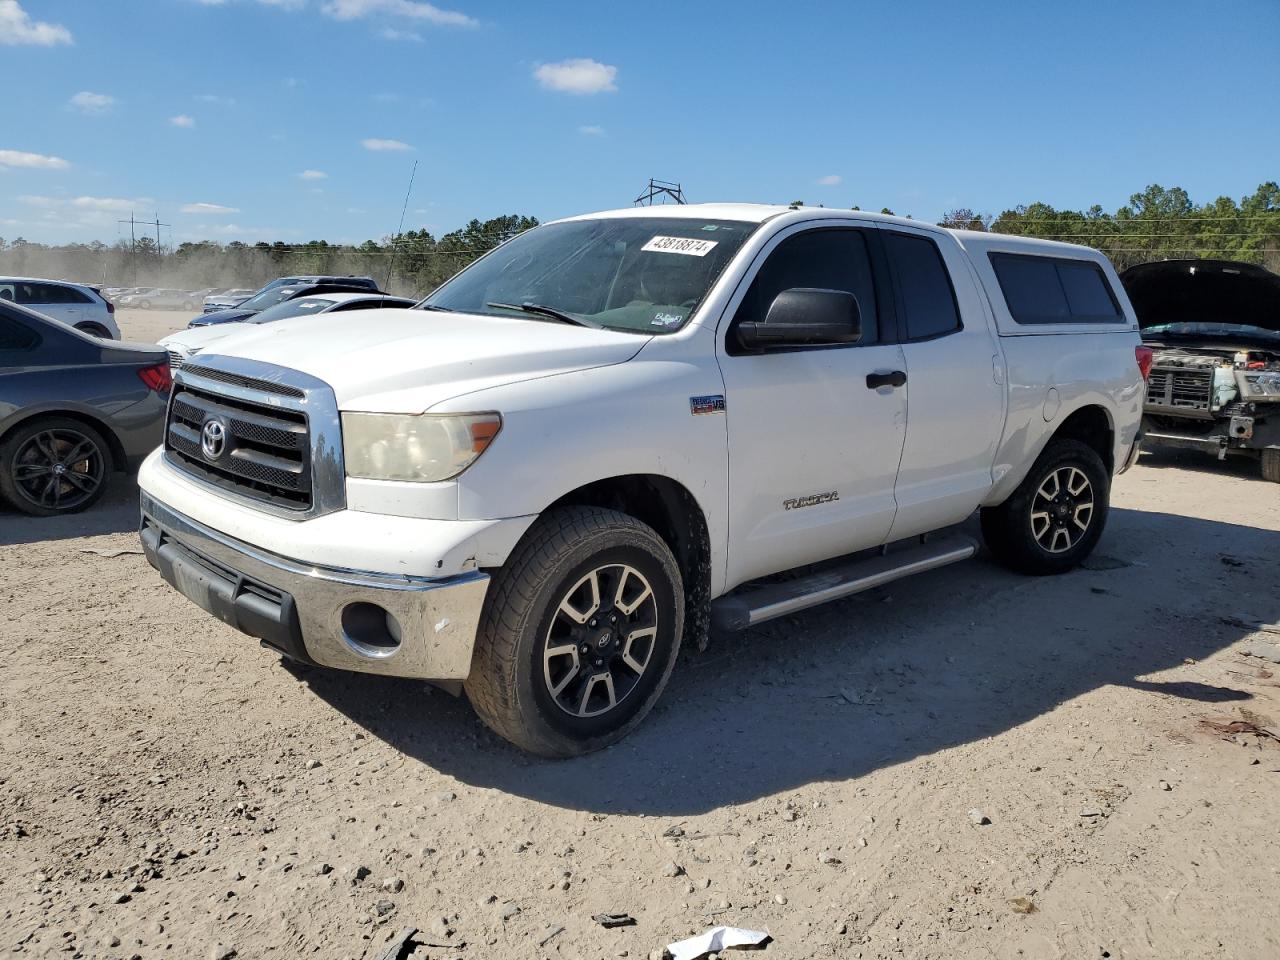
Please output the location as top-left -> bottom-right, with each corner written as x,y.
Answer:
710,534 -> 978,632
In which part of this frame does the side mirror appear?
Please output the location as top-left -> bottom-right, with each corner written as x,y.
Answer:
736,287 -> 862,349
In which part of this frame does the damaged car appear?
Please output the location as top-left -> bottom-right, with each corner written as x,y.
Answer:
1122,259 -> 1280,482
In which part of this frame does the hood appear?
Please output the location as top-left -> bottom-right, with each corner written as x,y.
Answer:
1121,259 -> 1280,334
191,307 -> 649,410
161,322 -> 251,353
191,308 -> 256,327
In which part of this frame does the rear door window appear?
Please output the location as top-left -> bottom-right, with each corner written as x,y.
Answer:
990,253 -> 1123,324
0,310 -> 41,350
41,283 -> 93,304
884,232 -> 961,340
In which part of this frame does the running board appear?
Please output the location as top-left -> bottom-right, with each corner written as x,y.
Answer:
710,534 -> 978,632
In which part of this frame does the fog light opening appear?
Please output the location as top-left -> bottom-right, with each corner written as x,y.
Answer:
340,602 -> 402,658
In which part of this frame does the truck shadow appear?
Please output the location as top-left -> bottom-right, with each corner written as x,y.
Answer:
0,480 -> 139,546
297,506 -> 1280,816
1137,447 -> 1266,482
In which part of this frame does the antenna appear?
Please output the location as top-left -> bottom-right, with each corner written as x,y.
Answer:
634,178 -> 686,206
384,160 -> 418,296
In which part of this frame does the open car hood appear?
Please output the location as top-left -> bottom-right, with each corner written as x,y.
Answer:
1121,259 -> 1280,334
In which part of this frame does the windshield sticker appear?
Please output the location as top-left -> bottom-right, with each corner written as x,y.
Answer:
642,235 -> 719,257
652,311 -> 684,327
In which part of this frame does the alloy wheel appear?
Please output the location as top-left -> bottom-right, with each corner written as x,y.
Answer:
542,563 -> 659,718
11,429 -> 105,512
1030,465 -> 1093,554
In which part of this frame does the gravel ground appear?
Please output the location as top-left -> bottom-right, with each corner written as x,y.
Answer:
1,310 -> 1278,959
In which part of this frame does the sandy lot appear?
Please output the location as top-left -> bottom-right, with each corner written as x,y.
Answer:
1,310 -> 1278,959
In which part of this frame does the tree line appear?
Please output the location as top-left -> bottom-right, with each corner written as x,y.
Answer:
1,183 -> 1277,295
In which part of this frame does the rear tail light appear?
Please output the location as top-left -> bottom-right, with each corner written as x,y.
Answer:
105,299 -> 115,314
1135,346 -> 1154,382
138,363 -> 172,394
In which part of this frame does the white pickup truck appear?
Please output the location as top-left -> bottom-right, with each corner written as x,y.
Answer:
138,204 -> 1146,756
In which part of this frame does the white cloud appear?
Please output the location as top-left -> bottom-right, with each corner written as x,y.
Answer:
70,196 -> 140,211
0,1 -> 73,46
70,91 -> 115,114
196,93 -> 236,105
534,58 -> 617,95
322,0 -> 476,26
0,149 -> 69,169
181,202 -> 240,214
578,124 -> 605,136
298,169 -> 328,180
170,114 -> 196,128
816,174 -> 842,187
361,138 -> 412,151
379,25 -> 422,40
372,92 -> 399,103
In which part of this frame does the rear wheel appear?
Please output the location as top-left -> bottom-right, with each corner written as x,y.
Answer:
0,418 -> 111,516
981,438 -> 1109,575
182,301 -> 195,311
1262,448 -> 1280,483
139,299 -> 152,310
466,506 -> 684,757
75,323 -> 110,339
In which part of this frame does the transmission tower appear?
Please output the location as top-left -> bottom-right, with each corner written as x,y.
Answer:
634,179 -> 687,206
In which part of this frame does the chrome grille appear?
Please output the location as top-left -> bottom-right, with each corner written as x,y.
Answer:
166,383 -> 312,510
1146,367 -> 1213,415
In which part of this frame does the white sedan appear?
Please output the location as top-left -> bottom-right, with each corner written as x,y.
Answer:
159,291 -> 417,368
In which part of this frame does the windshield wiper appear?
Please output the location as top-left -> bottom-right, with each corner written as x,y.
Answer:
417,302 -> 452,312
485,301 -> 595,328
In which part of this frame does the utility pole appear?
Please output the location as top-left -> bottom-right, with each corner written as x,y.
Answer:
117,212 -> 170,285
634,179 -> 687,206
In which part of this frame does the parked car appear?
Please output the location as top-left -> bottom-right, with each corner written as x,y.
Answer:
1123,259 -> 1280,481
0,277 -> 120,339
116,288 -> 202,310
137,203 -> 1144,756
202,288 -> 256,312
161,292 -> 416,368
0,300 -> 169,516
188,283 -> 392,328
201,276 -> 378,314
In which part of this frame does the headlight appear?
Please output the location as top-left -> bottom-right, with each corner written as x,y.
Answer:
1245,372 -> 1280,398
341,412 -> 501,482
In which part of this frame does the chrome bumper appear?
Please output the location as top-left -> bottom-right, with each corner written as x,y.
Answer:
139,493 -> 489,680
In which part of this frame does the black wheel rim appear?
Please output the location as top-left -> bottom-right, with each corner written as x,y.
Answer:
12,429 -> 105,511
1030,465 -> 1094,554
542,563 -> 659,718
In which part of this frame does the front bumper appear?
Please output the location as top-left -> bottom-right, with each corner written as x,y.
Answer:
140,493 -> 489,680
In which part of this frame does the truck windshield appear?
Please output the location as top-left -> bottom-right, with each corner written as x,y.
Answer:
418,217 -> 757,334
1144,322 -> 1280,344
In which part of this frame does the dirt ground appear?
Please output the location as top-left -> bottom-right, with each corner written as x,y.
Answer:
1,309 -> 1278,960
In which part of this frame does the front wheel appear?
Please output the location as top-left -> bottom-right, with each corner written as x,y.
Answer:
981,438 -> 1110,575
139,300 -> 152,310
465,506 -> 684,757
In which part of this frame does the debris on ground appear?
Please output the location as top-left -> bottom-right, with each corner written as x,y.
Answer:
1239,640 -> 1280,664
593,912 -> 638,928
1221,616 -> 1280,636
79,546 -> 146,558
1009,897 -> 1037,914
538,924 -> 565,947
1199,718 -> 1280,744
1220,555 -> 1246,568
372,927 -> 417,960
967,808 -> 991,826
666,926 -> 771,960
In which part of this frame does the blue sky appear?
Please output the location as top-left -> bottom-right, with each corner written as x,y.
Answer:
1,0 -> 1277,246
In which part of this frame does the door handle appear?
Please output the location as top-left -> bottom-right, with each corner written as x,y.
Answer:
866,370 -> 907,389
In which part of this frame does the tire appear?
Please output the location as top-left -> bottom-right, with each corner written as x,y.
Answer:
182,301 -> 195,311
75,323 -> 110,339
465,505 -> 684,757
980,438 -> 1110,575
139,300 -> 152,310
0,417 -> 112,517
1263,448 -> 1280,483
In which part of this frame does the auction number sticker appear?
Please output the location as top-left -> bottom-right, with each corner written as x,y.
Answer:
642,235 -> 719,256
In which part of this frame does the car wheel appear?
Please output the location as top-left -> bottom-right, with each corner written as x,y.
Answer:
0,417 -> 112,517
980,438 -> 1110,576
1262,448 -> 1280,483
465,505 -> 684,757
139,300 -> 152,310
75,323 -> 110,339
183,301 -> 195,311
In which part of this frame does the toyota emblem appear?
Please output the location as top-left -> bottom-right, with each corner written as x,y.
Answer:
201,418 -> 227,460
